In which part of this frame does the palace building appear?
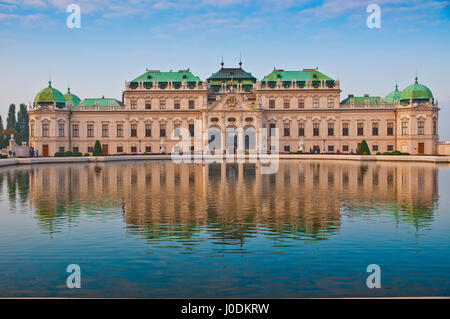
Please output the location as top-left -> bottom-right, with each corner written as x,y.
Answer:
28,63 -> 439,156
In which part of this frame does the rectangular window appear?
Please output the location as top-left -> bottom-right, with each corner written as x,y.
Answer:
313,99 -> 319,108
116,124 -> 123,137
298,99 -> 305,108
357,123 -> 364,136
160,100 -> 166,109
59,146 -> 65,153
131,146 -> 137,153
328,99 -> 334,108
145,101 -> 151,109
372,123 -> 378,136
189,124 -> 195,137
72,124 -> 79,137
284,123 -> 290,136
328,123 -> 334,136
269,123 -> 276,136
145,124 -> 151,137
174,124 -> 180,137
87,124 -> 94,137
343,145 -> 349,152
402,122 -> 408,135
131,124 -> 137,137
269,99 -> 275,109
72,147 -> 79,153
283,99 -> 290,109
418,121 -> 424,135
342,123 -> 349,136
284,145 -> 290,152
160,124 -> 166,137
102,124 -> 108,137
30,124 -> 35,137
433,120 -> 437,135
174,100 -> 180,109
145,146 -> 151,153
298,123 -> 304,136
387,123 -> 394,136
387,145 -> 394,151
188,100 -> 195,109
328,145 -> 334,152
130,100 -> 137,109
88,146 -> 93,153
313,123 -> 319,136
117,146 -> 123,153
372,145 -> 379,152
58,124 -> 64,137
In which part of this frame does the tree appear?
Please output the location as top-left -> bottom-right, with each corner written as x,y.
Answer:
93,140 -> 103,156
16,104 -> 29,144
0,115 -> 6,149
6,104 -> 16,143
358,140 -> 371,155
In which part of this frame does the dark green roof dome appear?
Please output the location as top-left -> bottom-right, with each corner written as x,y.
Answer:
400,77 -> 433,102
385,84 -> 402,104
64,87 -> 81,106
34,81 -> 66,105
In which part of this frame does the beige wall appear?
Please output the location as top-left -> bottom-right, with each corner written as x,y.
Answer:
437,144 -> 450,155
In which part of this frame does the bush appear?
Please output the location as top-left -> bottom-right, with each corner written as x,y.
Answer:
84,153 -> 90,157
93,140 -> 103,156
392,150 -> 402,155
64,151 -> 73,157
358,140 -> 371,155
376,152 -> 381,155
73,152 -> 83,157
297,150 -> 303,154
161,152 -> 166,155
54,152 -> 64,157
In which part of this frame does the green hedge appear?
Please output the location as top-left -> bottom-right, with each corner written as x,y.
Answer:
382,151 -> 410,155
358,140 -> 371,155
93,140 -> 103,156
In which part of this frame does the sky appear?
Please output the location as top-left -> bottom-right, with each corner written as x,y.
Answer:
1,0 -> 449,138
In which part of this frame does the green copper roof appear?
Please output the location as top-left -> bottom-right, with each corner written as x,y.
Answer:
81,97 -> 121,107
385,84 -> 402,104
207,66 -> 256,82
130,70 -> 201,83
262,69 -> 334,82
34,81 -> 66,105
400,77 -> 433,101
64,88 -> 81,106
340,95 -> 382,105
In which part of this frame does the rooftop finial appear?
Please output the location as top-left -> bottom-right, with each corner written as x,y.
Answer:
239,53 -> 242,68
221,56 -> 224,67
395,83 -> 398,91
48,73 -> 52,87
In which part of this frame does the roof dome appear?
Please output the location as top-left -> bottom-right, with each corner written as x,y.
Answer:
385,84 -> 402,104
64,87 -> 81,106
400,77 -> 433,103
34,81 -> 66,107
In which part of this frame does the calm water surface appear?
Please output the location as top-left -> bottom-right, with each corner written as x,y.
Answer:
0,160 -> 449,297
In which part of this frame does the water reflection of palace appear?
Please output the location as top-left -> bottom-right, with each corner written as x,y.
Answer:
2,160 -> 439,240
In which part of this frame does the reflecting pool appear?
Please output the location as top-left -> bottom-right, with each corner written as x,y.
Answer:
0,160 -> 449,297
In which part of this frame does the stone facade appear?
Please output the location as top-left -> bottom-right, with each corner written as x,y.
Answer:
28,66 -> 440,156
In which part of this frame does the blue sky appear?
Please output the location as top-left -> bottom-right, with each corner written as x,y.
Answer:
1,0 -> 450,138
